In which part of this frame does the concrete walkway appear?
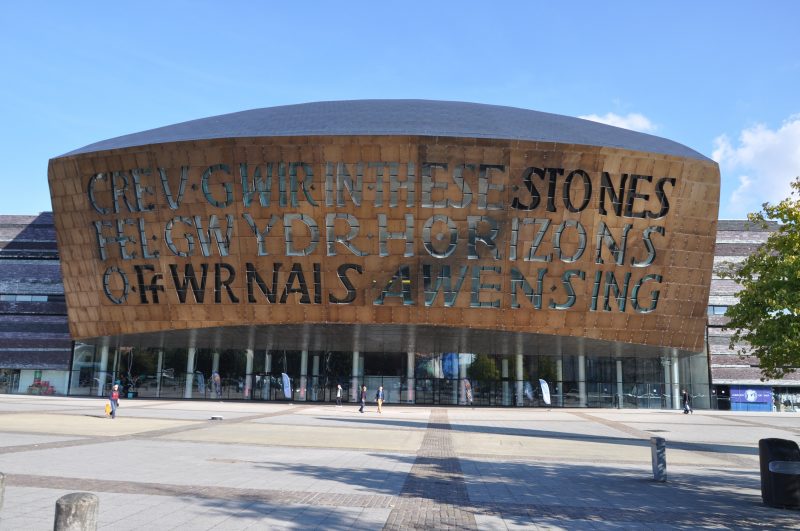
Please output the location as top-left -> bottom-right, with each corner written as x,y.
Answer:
0,395 -> 798,530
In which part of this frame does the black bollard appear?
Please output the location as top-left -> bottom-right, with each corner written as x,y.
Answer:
54,492 -> 99,531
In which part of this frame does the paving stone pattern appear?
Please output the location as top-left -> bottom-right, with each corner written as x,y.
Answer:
384,409 -> 477,530
2,397 -> 800,530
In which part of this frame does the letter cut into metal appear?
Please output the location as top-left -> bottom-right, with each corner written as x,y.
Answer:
422,264 -> 468,307
373,265 -> 414,306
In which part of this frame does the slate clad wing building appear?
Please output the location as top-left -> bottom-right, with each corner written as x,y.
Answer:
709,220 -> 800,411
0,213 -> 71,394
46,100 -> 721,407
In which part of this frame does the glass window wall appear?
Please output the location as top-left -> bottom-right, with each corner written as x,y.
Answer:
64,344 -> 708,409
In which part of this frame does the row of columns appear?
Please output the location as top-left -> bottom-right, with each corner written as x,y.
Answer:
90,347 -> 681,407
183,348 -> 223,398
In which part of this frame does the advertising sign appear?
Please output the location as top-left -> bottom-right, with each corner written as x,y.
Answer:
730,386 -> 771,403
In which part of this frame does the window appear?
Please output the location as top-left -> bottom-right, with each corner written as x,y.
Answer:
0,294 -> 54,302
707,305 -> 729,315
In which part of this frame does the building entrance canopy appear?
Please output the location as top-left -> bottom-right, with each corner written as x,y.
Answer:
81,323 -> 692,360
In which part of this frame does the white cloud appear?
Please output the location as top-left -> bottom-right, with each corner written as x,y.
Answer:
728,175 -> 754,212
578,112 -> 657,133
714,115 -> 800,218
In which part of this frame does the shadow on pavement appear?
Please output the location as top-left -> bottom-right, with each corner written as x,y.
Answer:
246,453 -> 798,529
183,498 -> 377,530
315,415 -> 760,456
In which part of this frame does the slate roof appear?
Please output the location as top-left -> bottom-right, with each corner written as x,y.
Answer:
716,219 -> 780,231
59,100 -> 710,161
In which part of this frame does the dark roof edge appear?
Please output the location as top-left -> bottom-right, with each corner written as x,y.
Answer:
717,219 -> 781,231
55,99 -> 713,162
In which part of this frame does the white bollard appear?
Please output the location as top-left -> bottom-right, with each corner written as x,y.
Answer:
54,492 -> 99,531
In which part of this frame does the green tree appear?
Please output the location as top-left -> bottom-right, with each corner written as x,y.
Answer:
722,177 -> 800,379
467,353 -> 500,381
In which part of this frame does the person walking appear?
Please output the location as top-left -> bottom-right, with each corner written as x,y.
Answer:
682,389 -> 693,414
376,385 -> 385,414
109,384 -> 120,419
336,384 -> 342,407
465,380 -> 473,408
359,385 -> 367,413
212,371 -> 222,399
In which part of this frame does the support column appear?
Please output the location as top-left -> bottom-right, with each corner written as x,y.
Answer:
671,355 -> 680,410
556,358 -> 564,407
184,348 -> 196,399
502,358 -> 510,406
96,345 -> 109,397
663,357 -> 672,409
264,352 -> 272,400
459,354 -> 468,404
156,349 -> 163,398
312,354 -> 320,401
616,359 -> 623,409
245,349 -> 254,399
111,348 -> 120,385
299,350 -> 308,401
578,354 -> 587,407
351,351 -> 360,402
515,354 -> 524,406
406,351 -> 415,404
210,351 -> 221,399
452,354 -> 460,405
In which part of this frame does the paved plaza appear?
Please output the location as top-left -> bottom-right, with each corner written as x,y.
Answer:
0,396 -> 798,530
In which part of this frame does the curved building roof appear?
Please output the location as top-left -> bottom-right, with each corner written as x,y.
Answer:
60,99 -> 710,161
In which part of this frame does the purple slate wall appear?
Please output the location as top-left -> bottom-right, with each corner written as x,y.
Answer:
709,220 -> 800,385
0,213 -> 71,370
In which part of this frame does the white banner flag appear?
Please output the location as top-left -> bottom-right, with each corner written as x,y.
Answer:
281,373 -> 292,399
539,379 -> 551,405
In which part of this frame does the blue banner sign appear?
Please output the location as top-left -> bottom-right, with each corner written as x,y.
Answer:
730,386 -> 771,403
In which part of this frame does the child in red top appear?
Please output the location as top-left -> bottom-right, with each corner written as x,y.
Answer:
109,384 -> 120,419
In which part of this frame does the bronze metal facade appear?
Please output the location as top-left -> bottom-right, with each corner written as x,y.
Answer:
48,118 -> 720,359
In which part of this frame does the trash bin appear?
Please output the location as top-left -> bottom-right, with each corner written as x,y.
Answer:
759,438 -> 800,508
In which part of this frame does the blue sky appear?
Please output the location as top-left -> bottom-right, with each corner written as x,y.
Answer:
1,1 -> 798,218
